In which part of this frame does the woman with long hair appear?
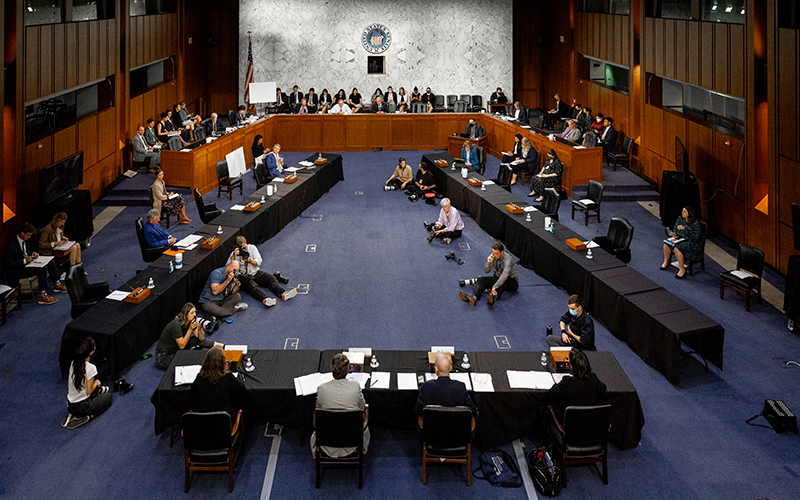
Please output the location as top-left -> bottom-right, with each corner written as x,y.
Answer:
39,211 -> 81,266
319,89 -> 333,114
528,149 -> 564,201
64,337 -> 112,429
546,349 -> 606,422
191,346 -> 247,416
349,87 -> 363,113
397,87 -> 408,113
151,168 -> 191,225
661,206 -> 703,279
155,302 -> 221,370
510,137 -> 538,186
461,140 -> 479,171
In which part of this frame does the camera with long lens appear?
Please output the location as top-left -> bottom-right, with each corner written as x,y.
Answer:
427,232 -> 436,243
459,278 -> 478,287
237,246 -> 250,260
384,185 -> 396,191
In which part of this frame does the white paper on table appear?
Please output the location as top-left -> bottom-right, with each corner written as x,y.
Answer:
106,290 -> 129,301
342,351 -> 365,365
731,270 -> 757,279
179,148 -> 191,152
272,177 -> 285,183
521,125 -> 532,129
450,372 -> 473,391
206,137 -> 213,144
284,167 -> 301,173
397,373 -> 418,390
507,370 -> 555,390
523,206 -> 537,212
583,241 -> 600,249
0,284 -> 11,295
176,234 -> 203,248
346,372 -> 371,389
224,345 -> 248,355
26,256 -> 54,268
349,347 -> 372,356
294,372 -> 334,396
225,127 -> 236,133
299,161 -> 315,166
482,180 -> 495,185
229,205 -> 246,211
470,373 -> 495,392
552,373 -> 569,384
175,365 -> 202,386
369,371 -> 391,389
574,145 -> 586,149
424,373 -> 437,382
431,346 -> 454,354
53,241 -> 76,252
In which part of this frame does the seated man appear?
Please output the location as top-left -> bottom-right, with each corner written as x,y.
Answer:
305,88 -> 318,114
142,209 -> 175,249
228,236 -> 297,307
371,96 -> 387,114
329,98 -> 352,115
144,118 -> 162,147
131,125 -> 160,170
404,161 -> 436,199
155,302 -> 222,370
546,294 -> 596,351
459,241 -> 518,308
415,353 -> 477,416
289,85 -> 304,108
310,353 -> 370,458
546,93 -> 568,129
294,98 -> 311,115
2,222 -> 62,305
490,87 -> 508,104
274,87 -> 290,114
561,119 -> 582,142
426,198 -> 463,245
265,143 -> 284,177
205,112 -> 224,135
460,117 -> 485,139
597,117 -> 618,152
198,261 -> 248,320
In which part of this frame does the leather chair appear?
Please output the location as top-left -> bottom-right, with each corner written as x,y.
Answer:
720,244 -> 765,311
65,262 -> 110,319
459,94 -> 472,107
216,160 -> 243,200
136,217 -> 165,263
471,95 -> 485,112
493,163 -> 513,192
571,180 -> 603,226
253,163 -> 273,190
411,102 -> 426,114
193,126 -> 207,142
148,187 -> 170,229
683,220 -> 708,276
183,410 -> 244,493
227,110 -> 237,127
193,189 -> 222,225
419,406 -> 475,486
606,135 -> 632,170
446,95 -> 458,112
314,408 -> 367,489
432,95 -> 446,113
474,145 -> 486,176
535,188 -> 562,222
548,404 -> 612,488
593,217 -> 634,263
519,148 -> 541,187
164,136 -> 182,151
453,100 -> 469,113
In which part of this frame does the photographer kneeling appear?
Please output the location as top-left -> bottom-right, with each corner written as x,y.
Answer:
229,236 -> 297,307
459,241 -> 518,308
425,198 -> 463,244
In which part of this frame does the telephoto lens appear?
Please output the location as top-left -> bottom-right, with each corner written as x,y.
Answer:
384,185 -> 396,191
238,246 -> 250,260
273,271 -> 289,285
427,232 -> 436,243
459,278 -> 477,287
408,194 -> 418,202
445,251 -> 456,260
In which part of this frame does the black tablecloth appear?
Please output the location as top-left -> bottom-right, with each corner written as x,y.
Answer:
150,349 -> 321,435
588,267 -> 661,339
469,351 -> 644,450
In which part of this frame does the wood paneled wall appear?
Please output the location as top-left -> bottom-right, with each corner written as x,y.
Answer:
643,18 -> 745,99
776,28 -> 800,272
576,80 -> 631,145
128,82 -> 178,141
128,14 -> 178,70
512,0 -> 543,109
574,13 -> 631,67
25,20 -> 117,103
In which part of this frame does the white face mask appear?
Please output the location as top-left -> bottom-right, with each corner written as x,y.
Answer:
596,118 -> 602,122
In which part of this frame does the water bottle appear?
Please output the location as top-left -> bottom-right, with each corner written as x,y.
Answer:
168,261 -> 174,274
261,195 -> 266,203
461,353 -> 470,370
370,354 -> 379,369
541,351 -> 548,368
217,225 -> 223,234
318,152 -> 323,159
526,213 -> 531,222
586,248 -> 593,259
175,252 -> 182,269
147,278 -> 155,289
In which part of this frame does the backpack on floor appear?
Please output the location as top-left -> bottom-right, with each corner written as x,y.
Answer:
471,449 -> 522,487
527,446 -> 562,497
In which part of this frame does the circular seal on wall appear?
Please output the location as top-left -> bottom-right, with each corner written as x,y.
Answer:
361,24 -> 392,54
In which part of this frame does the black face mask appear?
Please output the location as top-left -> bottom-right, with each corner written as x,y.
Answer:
548,156 -> 554,161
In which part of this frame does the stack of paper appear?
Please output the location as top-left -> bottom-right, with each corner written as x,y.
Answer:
106,290 -> 130,301
294,372 -> 334,396
346,372 -> 371,389
175,365 -> 202,386
470,373 -> 495,392
176,234 -> 203,248
523,206 -> 538,212
26,256 -> 53,268
53,241 -> 75,252
342,351 -> 365,364
224,345 -> 248,355
229,205 -> 246,211
298,161 -> 314,167
450,372 -> 473,391
369,372 -> 390,389
731,270 -> 757,279
397,373 -> 418,390
507,370 -> 556,390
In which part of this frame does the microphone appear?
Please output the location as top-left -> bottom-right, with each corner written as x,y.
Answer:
112,274 -> 135,292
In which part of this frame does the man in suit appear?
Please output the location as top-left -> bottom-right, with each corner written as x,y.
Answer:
512,101 -> 528,123
305,88 -> 318,114
546,93 -> 568,128
275,88 -> 290,114
142,209 -> 175,249
2,222 -> 62,304
371,96 -> 387,114
289,85 -> 304,107
597,117 -> 618,152
205,113 -> 223,135
490,87 -> 509,115
265,143 -> 284,177
132,125 -> 160,170
562,119 -> 582,142
461,118 -> 485,139
294,98 -> 311,115
144,119 -> 161,147
310,353 -> 370,458
415,353 -> 477,416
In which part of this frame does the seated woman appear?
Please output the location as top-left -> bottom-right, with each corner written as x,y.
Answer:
191,346 -> 247,417
386,157 -> 414,190
410,87 -> 422,104
501,133 -> 523,164
582,112 -> 605,145
173,103 -> 195,142
333,88 -> 347,105
155,302 -> 222,370
461,141 -> 480,171
234,104 -> 248,124
163,110 -> 189,147
156,112 -> 171,143
251,134 -> 265,162
510,137 -> 538,186
39,212 -> 81,266
64,337 -> 112,429
318,89 -> 333,114
397,87 -> 408,113
546,349 -> 606,423
528,149 -> 563,201
370,88 -> 383,106
349,88 -> 363,113
661,206 -> 703,279
151,168 -> 191,225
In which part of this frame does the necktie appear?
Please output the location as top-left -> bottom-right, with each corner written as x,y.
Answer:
140,134 -> 147,148
20,239 -> 26,257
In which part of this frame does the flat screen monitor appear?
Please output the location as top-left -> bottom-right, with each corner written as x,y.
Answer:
40,150 -> 84,205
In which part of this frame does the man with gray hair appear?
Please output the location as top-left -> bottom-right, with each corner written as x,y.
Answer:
142,209 -> 175,249
198,260 -> 247,320
228,235 -> 297,307
425,197 -> 464,244
205,112 -> 223,135
415,353 -> 477,416
265,143 -> 284,177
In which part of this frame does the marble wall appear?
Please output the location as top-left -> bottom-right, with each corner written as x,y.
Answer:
239,0 -> 513,105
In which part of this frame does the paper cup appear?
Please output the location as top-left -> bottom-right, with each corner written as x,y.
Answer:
544,216 -> 551,230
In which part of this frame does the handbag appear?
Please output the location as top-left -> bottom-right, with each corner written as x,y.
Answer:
472,449 -> 522,488
527,446 -> 561,496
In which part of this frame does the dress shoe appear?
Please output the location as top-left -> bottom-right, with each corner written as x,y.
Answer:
660,265 -> 670,271
486,293 -> 495,308
458,291 -> 477,306
675,272 -> 686,280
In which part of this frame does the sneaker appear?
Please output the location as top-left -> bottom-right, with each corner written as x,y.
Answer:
61,410 -> 72,428
234,302 -> 249,312
263,298 -> 277,307
282,288 -> 298,301
38,293 -> 58,305
66,415 -> 91,430
486,293 -> 495,309
459,291 -> 477,306
53,283 -> 68,293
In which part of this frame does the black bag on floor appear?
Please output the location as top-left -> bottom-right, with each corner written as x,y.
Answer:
527,446 -> 562,497
471,449 -> 522,487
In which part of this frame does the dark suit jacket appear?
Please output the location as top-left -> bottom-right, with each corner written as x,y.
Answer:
289,91 -> 304,107
421,93 -> 434,104
384,91 -> 397,104
490,91 -> 508,103
275,92 -> 290,112
305,94 -> 318,110
415,376 -> 477,416
293,103 -> 311,114
551,99 -> 568,118
205,118 -> 223,135
576,112 -> 593,132
144,127 -> 159,146
2,237 -> 31,283
598,126 -> 618,152
546,373 -> 607,422
371,102 -> 387,113
522,147 -> 540,174
513,107 -> 528,123
463,123 -> 485,139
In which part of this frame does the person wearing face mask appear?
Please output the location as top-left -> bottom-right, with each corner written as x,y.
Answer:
528,149 -> 564,200
583,112 -> 605,147
546,295 -> 596,351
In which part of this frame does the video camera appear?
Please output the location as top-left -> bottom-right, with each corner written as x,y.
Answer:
237,246 -> 250,260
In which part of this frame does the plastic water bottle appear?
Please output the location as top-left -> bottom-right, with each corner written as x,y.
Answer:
147,278 -> 154,289
541,352 -> 548,368
261,195 -> 266,203
175,252 -> 183,269
168,261 -> 174,274
217,225 -> 223,234
586,248 -> 593,259
462,353 -> 471,370
526,213 -> 531,222
370,354 -> 379,369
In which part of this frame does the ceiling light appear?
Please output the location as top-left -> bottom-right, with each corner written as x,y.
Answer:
725,6 -> 733,13
740,9 -> 745,14
27,6 -> 33,11
711,4 -> 717,10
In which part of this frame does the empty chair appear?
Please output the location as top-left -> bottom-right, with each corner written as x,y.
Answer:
606,136 -> 632,170
459,94 -> 472,107
183,410 -> 244,493
1,270 -> 21,325
493,163 -> 513,192
253,163 -> 273,190
471,95 -> 485,112
453,100 -> 469,113
314,408 -> 367,489
216,160 -> 243,200
474,145 -> 487,176
135,217 -> 165,263
446,95 -> 458,112
411,102 -> 426,114
547,405 -> 612,488
65,262 -> 110,319
571,180 -> 603,226
535,188 -> 562,222
593,217 -> 634,263
164,136 -> 183,151
227,110 -> 236,127
432,94 -> 446,112
193,189 -> 222,225
193,126 -> 207,141
420,406 -> 475,486
720,244 -> 765,311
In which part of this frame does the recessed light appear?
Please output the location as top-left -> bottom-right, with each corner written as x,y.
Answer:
725,6 -> 733,13
711,4 -> 717,11
27,6 -> 33,11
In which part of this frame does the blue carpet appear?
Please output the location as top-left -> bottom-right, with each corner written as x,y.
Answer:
0,150 -> 799,499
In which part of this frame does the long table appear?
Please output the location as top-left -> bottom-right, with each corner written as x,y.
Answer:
151,349 -> 644,451
424,152 -> 725,385
59,156 -> 343,378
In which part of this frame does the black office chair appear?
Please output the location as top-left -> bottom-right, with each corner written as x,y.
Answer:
216,160 -> 243,200
164,136 -> 182,151
253,163 -> 273,190
535,188 -> 562,222
548,405 -> 612,488
471,95 -> 485,113
0,270 -> 21,326
135,217 -> 164,263
193,126 -> 207,142
453,100 -> 469,113
493,163 -> 513,192
432,95 -> 446,113
458,94 -> 471,108
419,406 -> 475,486
227,110 -> 237,127
183,410 -> 244,493
593,217 -> 634,263
720,244 -> 765,311
193,189 -> 222,224
606,136 -> 632,170
571,180 -> 603,226
474,145 -> 486,176
314,408 -> 367,489
65,263 -> 110,319
148,187 -> 170,229
411,102 -> 426,114
446,95 -> 458,112
584,132 -> 599,148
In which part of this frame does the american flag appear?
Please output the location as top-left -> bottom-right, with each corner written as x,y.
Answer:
244,33 -> 255,111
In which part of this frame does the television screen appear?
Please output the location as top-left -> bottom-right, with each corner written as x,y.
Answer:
40,151 -> 84,205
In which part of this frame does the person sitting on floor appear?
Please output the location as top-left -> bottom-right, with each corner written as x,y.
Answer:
228,236 -> 297,307
63,337 -> 112,429
546,294 -> 596,351
142,209 -> 175,249
198,261 -> 247,321
459,241 -> 519,309
155,302 -> 223,370
426,198 -> 464,245
405,161 -> 437,200
385,157 -> 414,190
